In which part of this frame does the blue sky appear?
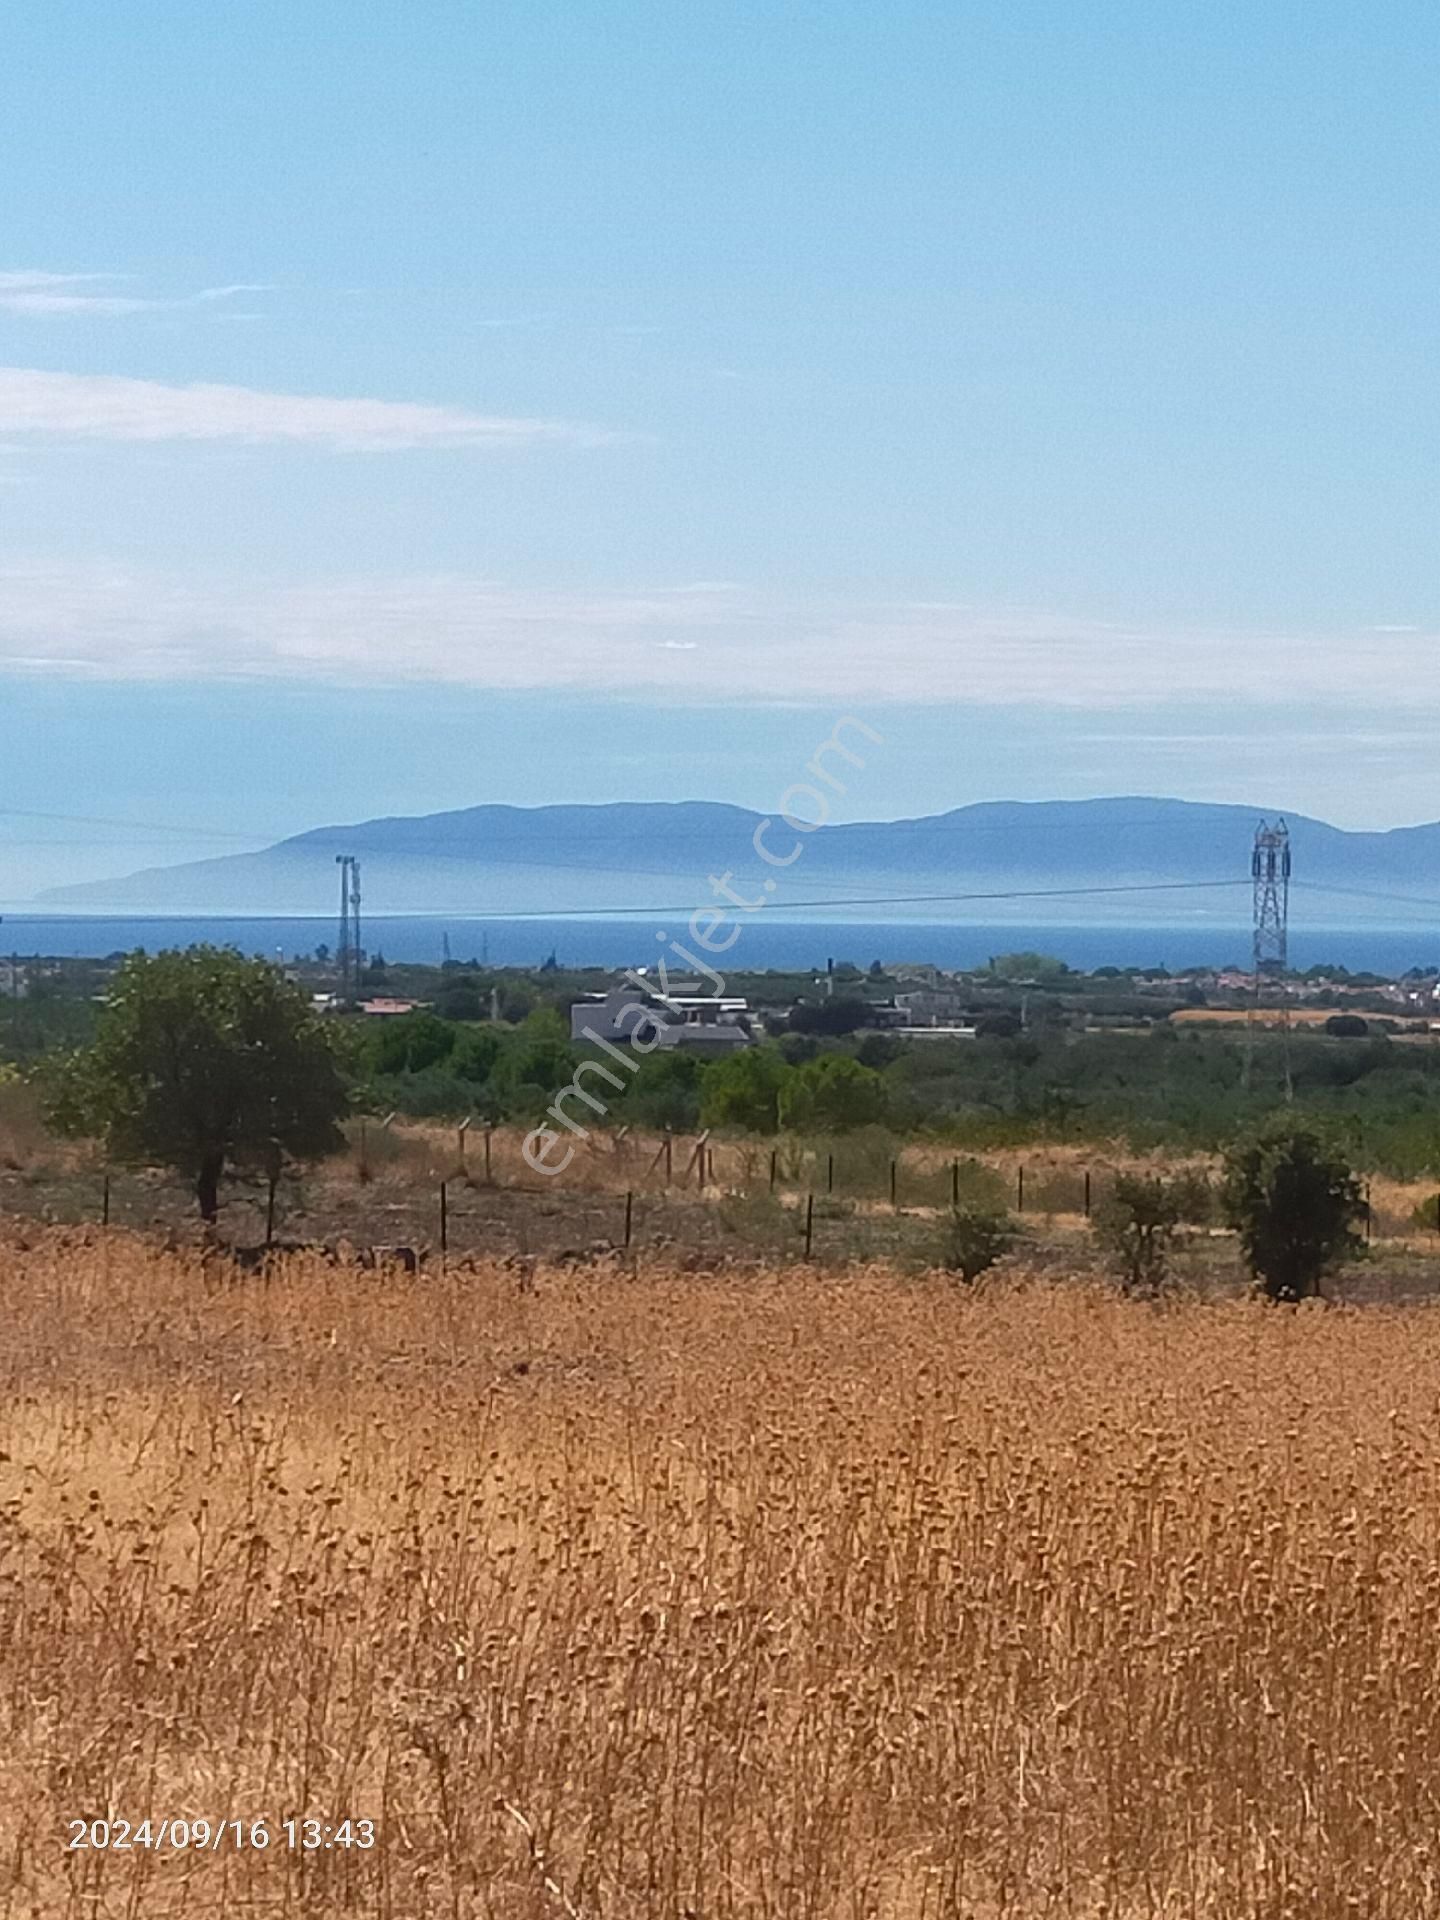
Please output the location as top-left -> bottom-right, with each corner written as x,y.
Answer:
0,2 -> 1436,897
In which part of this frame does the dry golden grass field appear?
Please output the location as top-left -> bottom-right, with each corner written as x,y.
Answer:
4,1232 -> 1440,1916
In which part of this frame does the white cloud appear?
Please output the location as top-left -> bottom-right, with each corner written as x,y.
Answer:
0,368 -> 611,451
0,270 -> 271,318
0,271 -> 115,290
0,560 -> 1432,708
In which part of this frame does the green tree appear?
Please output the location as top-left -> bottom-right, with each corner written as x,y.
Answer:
788,996 -> 871,1037
779,1054 -> 888,1132
618,1050 -> 703,1131
700,1046 -> 791,1134
1221,1120 -> 1366,1301
988,951 -> 1068,982
493,1008 -> 576,1102
1093,1173 -> 1184,1293
368,1010 -> 456,1075
450,1026 -> 502,1084
436,975 -> 485,1021
47,947 -> 349,1223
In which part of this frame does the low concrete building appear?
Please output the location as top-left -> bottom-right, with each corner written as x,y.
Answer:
894,986 -> 975,1027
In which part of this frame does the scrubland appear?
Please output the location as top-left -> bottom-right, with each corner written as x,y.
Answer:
3,1231 -> 1440,1915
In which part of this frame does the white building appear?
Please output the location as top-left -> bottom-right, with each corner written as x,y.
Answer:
569,982 -> 751,1055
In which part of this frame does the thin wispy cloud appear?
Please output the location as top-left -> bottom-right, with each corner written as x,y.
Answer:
0,368 -> 613,451
0,270 -> 271,318
0,561 -> 1432,708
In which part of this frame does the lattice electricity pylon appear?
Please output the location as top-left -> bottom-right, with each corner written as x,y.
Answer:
335,854 -> 361,1002
1252,818 -> 1291,975
349,857 -> 363,990
1244,819 -> 1293,1100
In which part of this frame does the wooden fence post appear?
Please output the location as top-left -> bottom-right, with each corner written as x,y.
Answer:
457,1114 -> 471,1172
684,1129 -> 712,1189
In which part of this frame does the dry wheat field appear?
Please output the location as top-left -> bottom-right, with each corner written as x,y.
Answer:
2,1232 -> 1440,1916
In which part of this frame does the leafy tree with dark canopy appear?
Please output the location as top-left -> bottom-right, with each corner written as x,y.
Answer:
1221,1119 -> 1366,1301
48,947 -> 350,1222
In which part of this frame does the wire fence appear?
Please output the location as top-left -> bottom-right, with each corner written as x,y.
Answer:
4,1126 -> 1431,1260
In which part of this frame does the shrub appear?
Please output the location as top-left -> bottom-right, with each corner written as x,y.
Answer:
1221,1120 -> 1366,1301
932,1206 -> 1017,1281
714,1189 -> 797,1253
1093,1173 -> 1184,1293
1167,1165 -> 1217,1225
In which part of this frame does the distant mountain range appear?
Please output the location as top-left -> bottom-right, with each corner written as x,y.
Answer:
34,797 -> 1440,925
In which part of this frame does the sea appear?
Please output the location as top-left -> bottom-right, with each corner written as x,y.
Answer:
1,915 -> 1437,978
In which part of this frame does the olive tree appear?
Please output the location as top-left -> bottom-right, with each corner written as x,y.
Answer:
48,947 -> 350,1221
1221,1119 -> 1366,1301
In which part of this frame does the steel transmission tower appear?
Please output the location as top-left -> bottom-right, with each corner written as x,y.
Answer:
1244,819 -> 1292,1099
335,855 -> 363,1001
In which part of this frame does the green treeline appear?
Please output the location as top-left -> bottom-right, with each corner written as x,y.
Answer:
355,1011 -> 1440,1178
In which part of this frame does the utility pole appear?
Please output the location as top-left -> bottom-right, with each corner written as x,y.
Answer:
1244,819 -> 1293,1101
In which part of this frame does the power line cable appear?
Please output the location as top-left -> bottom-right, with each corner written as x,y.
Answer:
0,877 -> 1251,928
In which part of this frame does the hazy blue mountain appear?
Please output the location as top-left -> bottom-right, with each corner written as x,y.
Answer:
34,796 -> 1440,924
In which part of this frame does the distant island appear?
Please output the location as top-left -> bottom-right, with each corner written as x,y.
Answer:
34,796 -> 1440,925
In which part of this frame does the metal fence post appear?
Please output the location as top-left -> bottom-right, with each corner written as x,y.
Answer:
804,1192 -> 815,1261
440,1179 -> 449,1256
624,1190 -> 634,1249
